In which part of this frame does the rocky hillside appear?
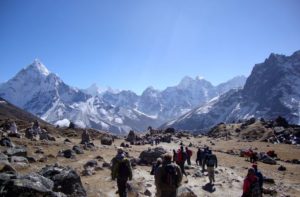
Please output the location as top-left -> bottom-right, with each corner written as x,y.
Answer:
163,50 -> 300,131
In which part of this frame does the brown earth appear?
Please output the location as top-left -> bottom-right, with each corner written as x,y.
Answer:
2,133 -> 300,197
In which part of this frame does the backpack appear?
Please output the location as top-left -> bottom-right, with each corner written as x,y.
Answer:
249,178 -> 261,197
181,151 -> 187,162
187,149 -> 192,157
162,164 -> 178,187
117,159 -> 131,178
207,155 -> 216,167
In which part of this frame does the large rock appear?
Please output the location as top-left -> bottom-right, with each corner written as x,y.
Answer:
261,155 -> 277,165
58,149 -> 76,159
101,136 -> 113,145
139,147 -> 167,164
126,130 -> 136,143
5,146 -> 27,157
0,172 -> 65,197
39,165 -> 86,196
0,161 -> 16,173
72,145 -> 84,154
177,186 -> 197,197
0,137 -> 14,147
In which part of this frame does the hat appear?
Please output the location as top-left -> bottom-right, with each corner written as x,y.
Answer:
248,168 -> 255,174
117,147 -> 124,153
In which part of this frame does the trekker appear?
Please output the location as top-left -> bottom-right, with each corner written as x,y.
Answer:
252,164 -> 263,194
202,150 -> 218,184
196,148 -> 202,166
176,146 -> 187,176
185,147 -> 192,165
172,149 -> 177,163
151,157 -> 162,175
111,147 -> 133,197
155,153 -> 183,197
80,130 -> 90,144
242,168 -> 262,197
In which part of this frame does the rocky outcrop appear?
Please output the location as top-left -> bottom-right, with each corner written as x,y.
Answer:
139,147 -> 167,164
39,164 -> 87,196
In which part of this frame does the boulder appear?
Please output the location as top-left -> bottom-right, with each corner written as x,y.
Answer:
0,172 -> 65,197
177,186 -> 197,197
0,137 -> 14,147
0,161 -> 16,173
0,153 -> 8,162
139,147 -> 167,164
261,155 -> 277,165
126,130 -> 136,143
39,165 -> 86,196
84,160 -> 98,169
264,177 -> 275,184
10,156 -> 29,164
59,149 -> 76,159
101,136 -> 113,145
5,146 -> 27,157
72,145 -> 84,154
278,165 -> 286,171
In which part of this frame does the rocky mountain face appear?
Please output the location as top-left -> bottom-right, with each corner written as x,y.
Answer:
164,51 -> 300,132
0,60 -> 246,134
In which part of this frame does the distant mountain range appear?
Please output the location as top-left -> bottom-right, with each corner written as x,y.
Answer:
163,50 -> 300,132
0,59 -> 246,134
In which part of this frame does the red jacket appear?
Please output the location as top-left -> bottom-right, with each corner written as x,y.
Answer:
243,175 -> 258,195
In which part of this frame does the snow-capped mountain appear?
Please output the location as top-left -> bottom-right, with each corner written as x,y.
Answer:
0,59 -> 246,134
0,60 -> 156,134
163,50 -> 300,131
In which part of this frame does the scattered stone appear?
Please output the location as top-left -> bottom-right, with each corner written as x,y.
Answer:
264,177 -> 275,184
102,162 -> 111,168
139,146 -> 167,164
35,148 -> 44,154
177,186 -> 197,197
5,146 -> 27,157
278,165 -> 287,171
39,165 -> 87,196
144,189 -> 152,196
0,172 -> 65,197
58,149 -> 76,159
73,145 -> 84,154
0,153 -> 8,162
64,138 -> 72,143
101,136 -> 113,145
84,160 -> 98,169
0,137 -> 14,147
0,161 -> 16,173
95,155 -> 104,161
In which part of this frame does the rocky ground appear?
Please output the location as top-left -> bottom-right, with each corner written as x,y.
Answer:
1,131 -> 300,197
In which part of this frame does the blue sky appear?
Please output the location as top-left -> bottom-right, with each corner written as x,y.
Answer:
0,0 -> 299,94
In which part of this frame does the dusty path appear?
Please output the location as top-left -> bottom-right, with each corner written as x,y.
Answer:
7,136 -> 300,197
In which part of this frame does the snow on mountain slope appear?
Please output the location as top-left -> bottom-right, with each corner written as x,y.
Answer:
163,50 -> 300,131
0,59 -> 248,133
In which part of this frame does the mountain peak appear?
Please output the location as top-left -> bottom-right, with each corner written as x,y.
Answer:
27,59 -> 50,76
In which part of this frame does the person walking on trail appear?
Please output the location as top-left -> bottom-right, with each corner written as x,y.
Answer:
242,168 -> 262,197
252,164 -> 263,195
172,149 -> 177,163
185,147 -> 192,166
176,146 -> 187,176
202,150 -> 218,184
151,157 -> 162,175
196,148 -> 203,166
111,147 -> 133,197
155,153 -> 183,197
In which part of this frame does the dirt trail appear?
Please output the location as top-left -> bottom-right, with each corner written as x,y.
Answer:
5,136 -> 300,197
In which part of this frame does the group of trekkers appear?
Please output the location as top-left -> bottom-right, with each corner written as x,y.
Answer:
111,145 -> 221,197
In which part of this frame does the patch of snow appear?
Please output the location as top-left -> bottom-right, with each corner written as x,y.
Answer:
55,119 -> 70,127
